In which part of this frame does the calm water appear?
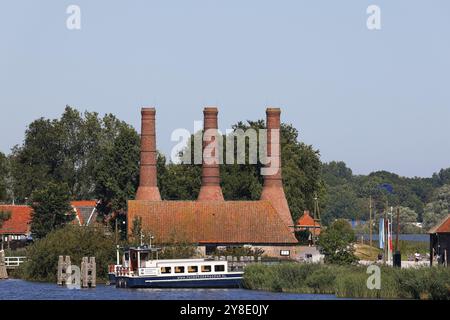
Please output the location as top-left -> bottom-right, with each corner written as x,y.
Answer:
358,234 -> 429,243
0,279 -> 340,300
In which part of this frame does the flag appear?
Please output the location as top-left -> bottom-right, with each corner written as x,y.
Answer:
379,218 -> 385,249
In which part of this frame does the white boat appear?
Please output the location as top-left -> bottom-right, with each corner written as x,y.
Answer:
109,246 -> 244,289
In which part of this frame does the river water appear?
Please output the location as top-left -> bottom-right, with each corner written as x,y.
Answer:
0,279 -> 340,300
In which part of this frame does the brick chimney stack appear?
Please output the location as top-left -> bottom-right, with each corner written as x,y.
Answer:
260,107 -> 294,227
197,107 -> 224,201
135,107 -> 161,201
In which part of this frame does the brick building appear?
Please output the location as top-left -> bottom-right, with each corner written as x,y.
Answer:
127,107 -> 300,258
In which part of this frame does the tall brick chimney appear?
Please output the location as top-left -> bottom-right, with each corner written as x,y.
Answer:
135,107 -> 161,201
197,107 -> 224,201
260,107 -> 294,227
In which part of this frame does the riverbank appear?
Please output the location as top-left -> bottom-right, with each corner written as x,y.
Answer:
243,263 -> 450,300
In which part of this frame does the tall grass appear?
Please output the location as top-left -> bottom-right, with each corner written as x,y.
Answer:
243,263 -> 450,299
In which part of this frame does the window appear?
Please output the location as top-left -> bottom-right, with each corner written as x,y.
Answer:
280,250 -> 290,256
214,265 -> 225,272
188,266 -> 198,273
201,265 -> 212,273
175,266 -> 185,273
161,267 -> 171,274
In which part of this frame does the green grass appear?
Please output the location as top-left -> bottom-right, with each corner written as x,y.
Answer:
243,263 -> 450,299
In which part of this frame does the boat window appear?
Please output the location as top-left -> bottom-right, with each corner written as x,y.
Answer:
214,265 -> 225,272
161,267 -> 171,274
201,265 -> 212,273
188,266 -> 198,273
175,266 -> 185,273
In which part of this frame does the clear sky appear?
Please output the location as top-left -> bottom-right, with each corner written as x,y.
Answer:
1,1 -> 449,177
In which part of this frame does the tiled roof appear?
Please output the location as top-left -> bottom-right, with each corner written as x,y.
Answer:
0,205 -> 32,235
71,201 -> 97,226
429,214 -> 450,234
295,210 -> 321,235
0,201 -> 98,234
128,200 -> 298,244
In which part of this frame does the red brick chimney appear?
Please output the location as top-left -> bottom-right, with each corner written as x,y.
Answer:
197,107 -> 224,201
260,107 -> 294,227
135,107 -> 161,201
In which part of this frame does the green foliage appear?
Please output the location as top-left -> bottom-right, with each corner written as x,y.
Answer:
317,219 -> 358,265
9,106 -> 135,202
0,152 -> 9,201
423,184 -> 450,231
212,246 -> 265,258
19,225 -> 115,282
244,264 -> 450,299
30,182 -> 74,239
94,124 -> 140,219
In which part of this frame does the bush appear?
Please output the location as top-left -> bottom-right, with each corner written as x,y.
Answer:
19,225 -> 116,282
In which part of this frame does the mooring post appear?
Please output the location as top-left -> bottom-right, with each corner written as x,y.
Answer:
57,256 -> 71,285
0,250 -> 8,280
81,256 -> 96,288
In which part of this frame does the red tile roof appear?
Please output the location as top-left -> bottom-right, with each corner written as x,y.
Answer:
429,214 -> 450,234
295,210 -> 321,235
71,201 -> 97,226
0,201 -> 98,234
0,205 -> 32,235
128,200 -> 298,244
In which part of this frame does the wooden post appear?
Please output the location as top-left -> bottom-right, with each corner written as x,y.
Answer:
81,257 -> 96,288
369,196 -> 373,247
0,250 -> 8,280
57,256 -> 71,285
396,207 -> 400,252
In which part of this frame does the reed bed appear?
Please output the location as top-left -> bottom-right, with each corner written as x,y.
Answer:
243,263 -> 450,299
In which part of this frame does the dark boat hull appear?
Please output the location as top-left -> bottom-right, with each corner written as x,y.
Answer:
115,273 -> 243,289
108,273 -> 116,285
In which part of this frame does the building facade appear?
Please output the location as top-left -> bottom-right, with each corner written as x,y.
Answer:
128,107 -> 300,258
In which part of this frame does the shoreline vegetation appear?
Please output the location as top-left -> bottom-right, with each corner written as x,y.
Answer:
243,263 -> 450,300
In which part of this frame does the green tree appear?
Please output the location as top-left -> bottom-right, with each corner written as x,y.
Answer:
0,152 -> 9,201
317,219 -> 358,265
395,206 -> 420,234
423,184 -> 450,231
9,106 -> 133,202
94,124 -> 140,235
30,182 -> 74,239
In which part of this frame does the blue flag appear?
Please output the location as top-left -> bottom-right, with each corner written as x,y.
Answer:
379,218 -> 385,249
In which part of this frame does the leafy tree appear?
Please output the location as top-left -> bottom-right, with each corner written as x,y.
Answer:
94,124 -> 140,235
317,219 -> 358,265
0,152 -> 9,201
423,184 -> 450,231
395,206 -> 420,234
9,106 -> 133,202
30,182 -> 74,239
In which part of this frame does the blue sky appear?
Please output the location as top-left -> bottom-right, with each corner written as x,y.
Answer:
1,1 -> 449,177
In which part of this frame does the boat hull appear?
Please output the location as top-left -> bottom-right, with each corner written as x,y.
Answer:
115,273 -> 243,289
108,273 -> 116,285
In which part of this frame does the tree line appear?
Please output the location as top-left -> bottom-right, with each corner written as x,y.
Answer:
0,106 -> 449,239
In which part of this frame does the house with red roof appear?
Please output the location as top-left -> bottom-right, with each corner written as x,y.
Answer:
429,214 -> 450,267
0,201 -> 99,247
294,210 -> 321,236
0,205 -> 33,242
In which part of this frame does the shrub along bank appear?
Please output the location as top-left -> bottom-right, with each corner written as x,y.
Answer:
243,263 -> 450,300
17,225 -> 116,282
